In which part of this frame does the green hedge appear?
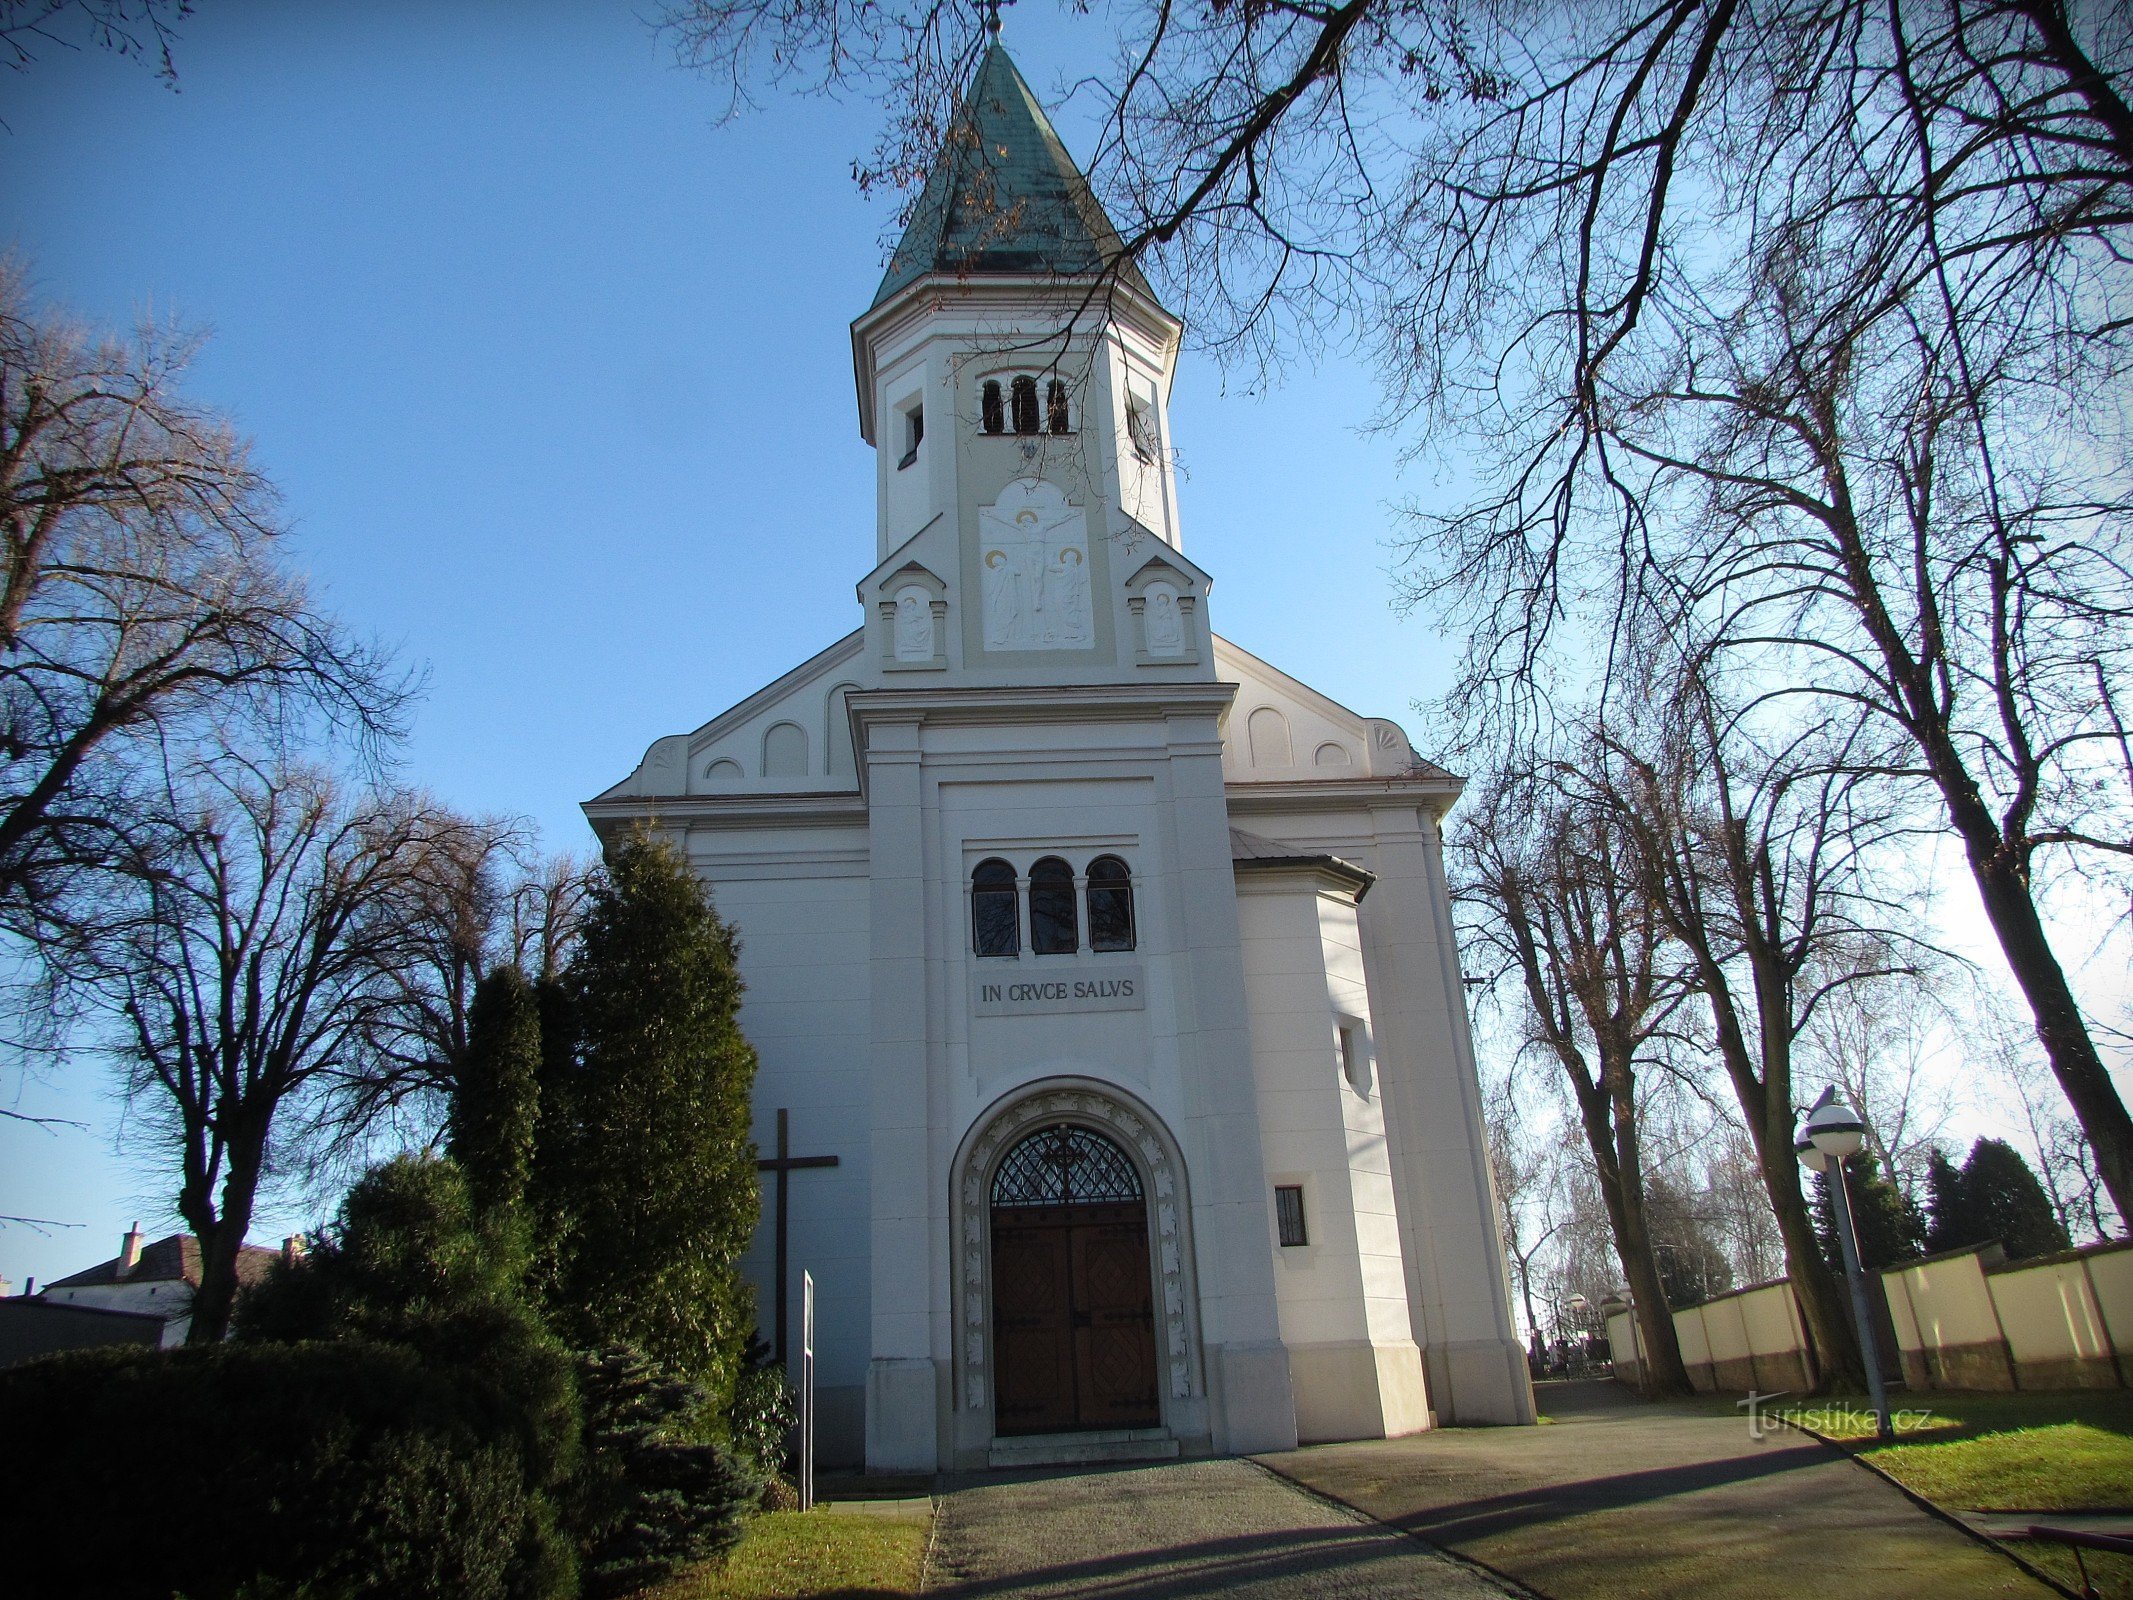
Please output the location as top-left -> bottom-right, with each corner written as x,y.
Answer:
0,1340 -> 573,1600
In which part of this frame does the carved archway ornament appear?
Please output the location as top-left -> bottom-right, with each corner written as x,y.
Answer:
953,1080 -> 1201,1421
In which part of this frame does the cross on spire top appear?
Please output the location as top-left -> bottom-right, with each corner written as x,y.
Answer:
981,0 -> 1012,38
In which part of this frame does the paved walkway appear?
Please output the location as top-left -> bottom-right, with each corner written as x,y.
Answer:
1258,1380 -> 2057,1600
924,1457 -> 1520,1597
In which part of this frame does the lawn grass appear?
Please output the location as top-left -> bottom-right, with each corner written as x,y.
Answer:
629,1509 -> 930,1600
1821,1392 -> 2133,1600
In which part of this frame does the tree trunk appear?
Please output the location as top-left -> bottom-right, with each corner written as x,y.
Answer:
1750,1120 -> 1862,1390
186,1141 -> 265,1345
1727,967 -> 1866,1392
1967,847 -> 2133,1224
1572,1067 -> 1694,1396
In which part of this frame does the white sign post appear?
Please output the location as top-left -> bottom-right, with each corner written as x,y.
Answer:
799,1269 -> 816,1512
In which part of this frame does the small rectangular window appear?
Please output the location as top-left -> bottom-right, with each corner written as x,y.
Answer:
1126,399 -> 1157,463
1339,1032 -> 1373,1100
897,403 -> 923,470
1275,1185 -> 1308,1248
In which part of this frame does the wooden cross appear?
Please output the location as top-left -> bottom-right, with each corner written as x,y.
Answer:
756,1107 -> 839,1369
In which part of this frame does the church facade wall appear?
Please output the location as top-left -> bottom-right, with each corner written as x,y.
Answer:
851,690 -> 1300,1470
684,827 -> 876,1467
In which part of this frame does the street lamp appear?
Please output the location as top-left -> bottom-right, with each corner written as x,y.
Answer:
1797,1086 -> 1893,1441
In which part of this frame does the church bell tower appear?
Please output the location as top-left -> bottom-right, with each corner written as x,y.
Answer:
848,38 -> 1209,687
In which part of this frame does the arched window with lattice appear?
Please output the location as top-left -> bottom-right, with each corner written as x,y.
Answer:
1010,374 -> 1040,434
971,858 -> 1019,956
1087,856 -> 1135,952
981,379 -> 1004,434
992,1124 -> 1143,1208
1028,856 -> 1077,954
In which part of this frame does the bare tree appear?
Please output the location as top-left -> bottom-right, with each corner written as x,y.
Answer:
1483,1060 -> 1567,1361
1703,1122 -> 1787,1284
0,264 -> 410,940
301,833 -> 595,1182
1802,973 -> 1955,1204
655,0 -> 2133,1217
507,849 -> 597,982
0,0 -> 191,84
1586,680 -> 1933,1387
1457,760 -> 1697,1394
61,755 -> 498,1342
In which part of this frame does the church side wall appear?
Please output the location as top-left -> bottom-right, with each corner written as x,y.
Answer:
1235,872 -> 1431,1443
1222,798 -> 1537,1427
684,824 -> 874,1467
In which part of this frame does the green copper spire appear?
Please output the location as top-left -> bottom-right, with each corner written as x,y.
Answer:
871,42 -> 1155,308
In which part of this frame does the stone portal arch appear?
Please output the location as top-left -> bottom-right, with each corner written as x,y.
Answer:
952,1079 -> 1203,1434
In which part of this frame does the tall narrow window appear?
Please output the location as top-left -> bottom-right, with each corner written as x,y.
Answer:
1028,856 -> 1077,954
898,402 -> 923,470
1046,379 -> 1071,434
981,380 -> 1004,434
972,858 -> 1019,956
1275,1185 -> 1309,1247
1010,374 -> 1040,435
1087,855 -> 1135,952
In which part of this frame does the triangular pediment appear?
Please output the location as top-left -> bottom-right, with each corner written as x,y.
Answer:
594,630 -> 868,800
1213,634 -> 1451,782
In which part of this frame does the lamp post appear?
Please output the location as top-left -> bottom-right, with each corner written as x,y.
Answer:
1797,1087 -> 1894,1441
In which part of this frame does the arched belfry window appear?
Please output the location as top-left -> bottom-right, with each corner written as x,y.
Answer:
1028,856 -> 1077,954
1087,856 -> 1136,952
972,858 -> 1019,957
993,1124 -> 1143,1207
1046,379 -> 1071,434
981,380 -> 1005,435
1010,374 -> 1040,435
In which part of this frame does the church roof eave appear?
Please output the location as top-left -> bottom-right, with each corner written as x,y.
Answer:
1229,826 -> 1377,900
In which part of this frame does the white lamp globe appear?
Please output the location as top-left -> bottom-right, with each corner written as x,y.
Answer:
1806,1093 -> 1866,1161
1795,1131 -> 1831,1174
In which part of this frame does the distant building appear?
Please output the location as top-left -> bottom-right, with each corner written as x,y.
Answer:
1,1224 -> 291,1366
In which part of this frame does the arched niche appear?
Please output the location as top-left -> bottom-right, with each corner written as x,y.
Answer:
703,757 -> 744,783
762,721 -> 808,778
1247,706 -> 1294,768
825,682 -> 860,779
1314,741 -> 1352,769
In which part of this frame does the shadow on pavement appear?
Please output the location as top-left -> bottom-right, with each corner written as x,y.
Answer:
926,1521 -> 1487,1598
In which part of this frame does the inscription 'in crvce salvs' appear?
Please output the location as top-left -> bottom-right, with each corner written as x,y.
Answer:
972,963 -> 1147,1017
980,977 -> 1136,1004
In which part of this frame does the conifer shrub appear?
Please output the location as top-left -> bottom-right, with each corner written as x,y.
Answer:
572,1345 -> 761,1598
1812,1148 -> 1927,1271
453,964 -> 545,1216
0,1339 -> 567,1600
1925,1138 -> 2071,1259
539,832 -> 761,1409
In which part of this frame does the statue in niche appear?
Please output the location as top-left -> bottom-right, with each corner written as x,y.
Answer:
979,478 -> 1093,651
1144,582 -> 1185,656
893,585 -> 934,661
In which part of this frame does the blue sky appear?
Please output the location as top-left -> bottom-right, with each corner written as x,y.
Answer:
0,3 -> 1454,1289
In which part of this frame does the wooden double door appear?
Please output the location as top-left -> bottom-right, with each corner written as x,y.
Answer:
990,1200 -> 1161,1435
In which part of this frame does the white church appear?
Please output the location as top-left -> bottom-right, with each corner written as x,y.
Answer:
586,38 -> 1534,1471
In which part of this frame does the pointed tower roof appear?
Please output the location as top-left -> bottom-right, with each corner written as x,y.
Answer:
872,42 -> 1155,308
